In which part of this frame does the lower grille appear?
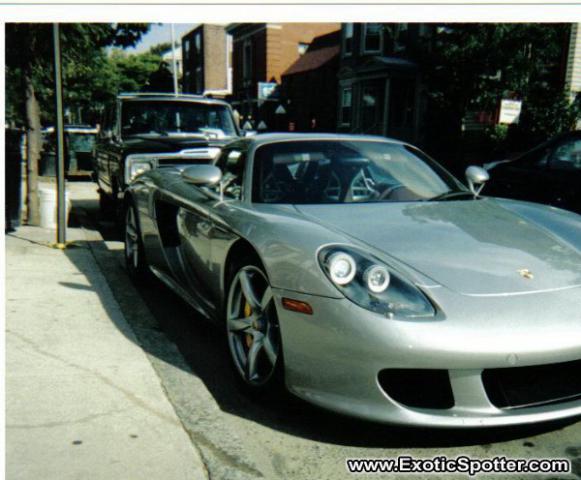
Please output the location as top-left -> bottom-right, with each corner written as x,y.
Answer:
378,369 -> 454,409
482,359 -> 581,409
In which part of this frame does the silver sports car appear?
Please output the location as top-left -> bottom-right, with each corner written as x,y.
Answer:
124,133 -> 581,427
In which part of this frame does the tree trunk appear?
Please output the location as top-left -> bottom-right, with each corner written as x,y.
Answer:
24,70 -> 41,226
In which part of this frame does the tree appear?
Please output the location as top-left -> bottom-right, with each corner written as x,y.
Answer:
415,24 -> 576,165
145,62 -> 175,92
108,49 -> 163,94
5,23 -> 149,225
149,41 -> 175,56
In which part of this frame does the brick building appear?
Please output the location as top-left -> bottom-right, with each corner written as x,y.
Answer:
226,23 -> 340,131
182,24 -> 232,96
281,30 -> 341,132
337,23 -> 431,144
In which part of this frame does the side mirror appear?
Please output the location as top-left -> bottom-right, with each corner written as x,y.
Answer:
181,165 -> 222,186
465,165 -> 490,197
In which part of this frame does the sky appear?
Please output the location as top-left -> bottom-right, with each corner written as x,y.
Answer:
127,24 -> 198,53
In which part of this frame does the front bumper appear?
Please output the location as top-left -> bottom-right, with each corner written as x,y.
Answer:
273,285 -> 581,427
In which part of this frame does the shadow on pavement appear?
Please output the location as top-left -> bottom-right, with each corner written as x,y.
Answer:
64,196 -> 581,450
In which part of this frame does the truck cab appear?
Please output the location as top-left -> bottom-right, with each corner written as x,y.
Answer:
95,92 -> 239,218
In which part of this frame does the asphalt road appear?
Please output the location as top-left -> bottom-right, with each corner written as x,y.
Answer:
70,181 -> 581,480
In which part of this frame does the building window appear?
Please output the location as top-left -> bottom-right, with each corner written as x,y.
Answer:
298,42 -> 309,55
184,39 -> 190,56
227,34 -> 233,92
343,23 -> 353,56
194,32 -> 202,56
195,66 -> 203,93
362,23 -> 382,54
341,87 -> 352,126
393,23 -> 409,53
243,39 -> 252,85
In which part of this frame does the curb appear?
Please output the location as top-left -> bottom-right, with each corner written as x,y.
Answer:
71,205 -> 211,480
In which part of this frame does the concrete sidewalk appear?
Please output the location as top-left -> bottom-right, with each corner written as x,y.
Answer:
6,221 -> 208,479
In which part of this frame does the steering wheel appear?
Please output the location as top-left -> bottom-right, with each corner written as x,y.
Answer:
347,168 -> 378,201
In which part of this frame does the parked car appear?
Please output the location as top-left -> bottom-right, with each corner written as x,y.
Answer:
95,92 -> 239,218
40,125 -> 98,177
124,133 -> 581,427
484,130 -> 581,214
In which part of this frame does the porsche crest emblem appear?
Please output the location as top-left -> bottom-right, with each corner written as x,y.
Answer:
517,269 -> 534,279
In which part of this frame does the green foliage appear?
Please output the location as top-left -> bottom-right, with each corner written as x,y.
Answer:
108,50 -> 164,94
417,23 -> 577,158
488,124 -> 509,144
5,23 -> 151,126
149,41 -> 174,56
517,88 -> 580,141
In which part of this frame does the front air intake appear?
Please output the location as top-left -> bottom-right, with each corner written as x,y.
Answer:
482,359 -> 581,409
378,369 -> 454,409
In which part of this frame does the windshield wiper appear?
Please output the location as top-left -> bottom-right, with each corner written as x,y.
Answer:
425,190 -> 475,202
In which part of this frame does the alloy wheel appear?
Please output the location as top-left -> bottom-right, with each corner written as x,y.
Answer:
226,266 -> 280,386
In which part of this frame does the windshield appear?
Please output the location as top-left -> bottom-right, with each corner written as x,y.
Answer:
121,100 -> 237,138
252,140 -> 465,204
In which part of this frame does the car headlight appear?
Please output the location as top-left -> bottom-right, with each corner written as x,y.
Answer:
328,252 -> 357,285
319,246 -> 435,318
125,155 -> 155,183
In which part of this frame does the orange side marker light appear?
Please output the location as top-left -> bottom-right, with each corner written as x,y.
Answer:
281,298 -> 313,315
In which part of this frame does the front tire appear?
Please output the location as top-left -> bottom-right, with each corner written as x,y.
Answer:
124,202 -> 148,283
225,261 -> 283,393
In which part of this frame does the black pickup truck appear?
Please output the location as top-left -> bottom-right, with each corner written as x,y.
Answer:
94,93 -> 240,218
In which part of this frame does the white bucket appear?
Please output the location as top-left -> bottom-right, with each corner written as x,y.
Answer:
38,186 -> 71,229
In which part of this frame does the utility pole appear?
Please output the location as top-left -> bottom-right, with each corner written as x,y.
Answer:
170,24 -> 179,96
53,23 -> 67,247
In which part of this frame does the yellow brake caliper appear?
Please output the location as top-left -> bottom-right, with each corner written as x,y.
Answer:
244,301 -> 253,348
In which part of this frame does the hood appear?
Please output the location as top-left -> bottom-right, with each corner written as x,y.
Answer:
124,135 -> 233,155
295,199 -> 581,296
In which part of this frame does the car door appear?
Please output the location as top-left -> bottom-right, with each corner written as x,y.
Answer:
96,103 -> 123,197
176,144 -> 248,314
543,137 -> 581,212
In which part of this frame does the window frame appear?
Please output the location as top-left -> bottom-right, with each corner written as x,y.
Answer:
342,23 -> 354,57
194,32 -> 202,56
243,38 -> 253,86
340,87 -> 353,127
361,23 -> 383,55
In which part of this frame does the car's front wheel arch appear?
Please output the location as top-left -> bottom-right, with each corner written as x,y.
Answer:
223,239 -> 268,307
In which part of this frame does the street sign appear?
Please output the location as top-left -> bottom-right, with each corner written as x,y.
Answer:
258,82 -> 280,100
499,99 -> 522,125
